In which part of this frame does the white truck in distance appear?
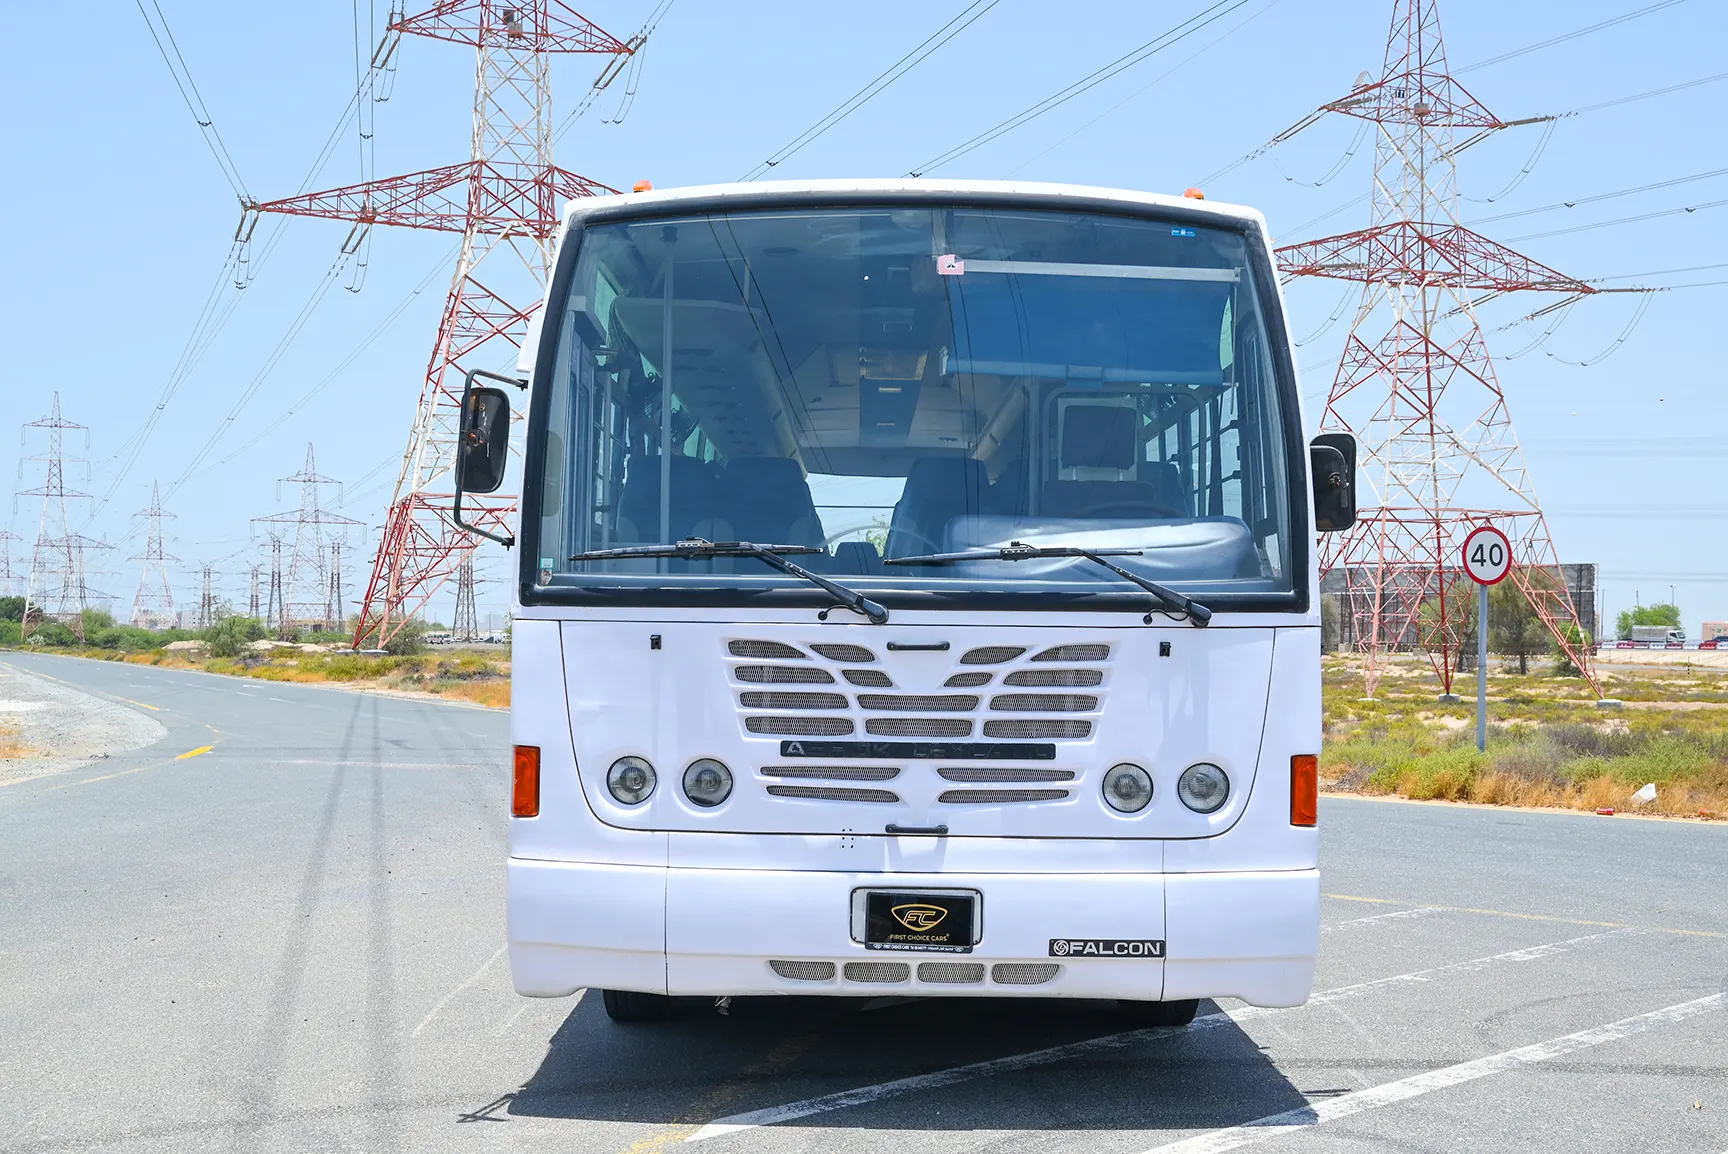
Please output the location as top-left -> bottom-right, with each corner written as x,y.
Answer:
453,179 -> 1358,1024
1629,625 -> 1685,644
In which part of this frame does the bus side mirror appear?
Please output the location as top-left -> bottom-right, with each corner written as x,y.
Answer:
459,386 -> 511,494
1309,432 -> 1356,532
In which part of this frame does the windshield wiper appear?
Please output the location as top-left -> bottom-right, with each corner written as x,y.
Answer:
570,537 -> 888,624
885,540 -> 1211,626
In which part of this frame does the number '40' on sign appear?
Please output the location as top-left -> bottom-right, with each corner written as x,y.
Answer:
1461,525 -> 1512,586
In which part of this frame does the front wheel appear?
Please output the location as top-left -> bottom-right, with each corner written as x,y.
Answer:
601,989 -> 672,1022
1118,998 -> 1199,1027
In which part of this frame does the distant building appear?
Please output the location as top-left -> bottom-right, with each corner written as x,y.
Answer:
1702,621 -> 1728,642
1320,563 -> 1598,653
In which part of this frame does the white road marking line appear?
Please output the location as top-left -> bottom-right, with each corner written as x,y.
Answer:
1136,992 -> 1728,1154
410,945 -> 507,1038
684,928 -> 1636,1142
268,697 -> 290,703
1322,906 -> 1443,932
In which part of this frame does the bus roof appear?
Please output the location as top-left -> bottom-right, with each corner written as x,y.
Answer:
560,178 -> 1272,236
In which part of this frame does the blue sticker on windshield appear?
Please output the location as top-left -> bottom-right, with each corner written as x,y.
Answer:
1171,227 -> 1196,237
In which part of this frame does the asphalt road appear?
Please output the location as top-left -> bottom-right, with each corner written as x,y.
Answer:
1,651 -> 1724,1154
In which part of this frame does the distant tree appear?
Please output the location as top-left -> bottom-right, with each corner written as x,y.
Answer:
81,608 -> 116,635
1552,621 -> 1591,677
383,619 -> 427,656
27,620 -> 78,647
1615,602 -> 1681,640
0,596 -> 25,623
1418,578 -> 1478,672
204,615 -> 267,658
1320,594 -> 1341,652
1489,578 -> 1553,675
0,620 -> 21,645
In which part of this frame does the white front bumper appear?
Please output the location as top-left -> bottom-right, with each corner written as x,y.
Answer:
507,858 -> 1317,1007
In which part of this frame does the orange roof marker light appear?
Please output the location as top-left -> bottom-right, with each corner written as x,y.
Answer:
1183,187 -> 1205,200
632,180 -> 654,192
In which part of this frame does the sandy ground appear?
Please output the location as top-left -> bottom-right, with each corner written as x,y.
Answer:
1594,648 -> 1728,669
0,660 -> 168,785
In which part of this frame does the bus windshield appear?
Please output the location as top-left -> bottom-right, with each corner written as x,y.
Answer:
532,202 -> 1295,604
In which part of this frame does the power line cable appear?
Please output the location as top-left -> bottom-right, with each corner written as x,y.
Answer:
132,0 -> 250,199
910,0 -> 1249,176
740,0 -> 1003,182
1505,196 -> 1728,242
1454,0 -> 1689,74
1471,166 -> 1728,226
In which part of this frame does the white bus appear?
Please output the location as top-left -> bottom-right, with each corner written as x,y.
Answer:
455,179 -> 1356,1024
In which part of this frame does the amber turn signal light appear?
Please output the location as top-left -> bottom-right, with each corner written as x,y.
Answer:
1290,754 -> 1317,826
513,745 -> 541,817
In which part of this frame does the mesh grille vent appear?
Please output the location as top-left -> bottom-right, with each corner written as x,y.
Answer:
1005,668 -> 1102,687
843,961 -> 910,983
960,646 -> 1027,665
762,765 -> 900,781
736,665 -> 835,684
939,789 -> 1069,804
730,639 -> 807,659
770,960 -> 836,981
866,718 -> 972,737
746,716 -> 853,736
984,719 -> 1093,739
843,669 -> 893,687
767,784 -> 899,802
739,691 -> 848,710
992,963 -> 1061,985
857,694 -> 978,712
1031,644 -> 1110,662
917,962 -> 985,984
943,671 -> 993,688
990,693 -> 1098,712
811,643 -> 876,663
939,767 -> 1076,782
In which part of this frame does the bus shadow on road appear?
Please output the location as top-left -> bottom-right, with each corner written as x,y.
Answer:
507,993 -> 1309,1134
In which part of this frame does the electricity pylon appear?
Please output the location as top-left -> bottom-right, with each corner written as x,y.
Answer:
130,481 -> 177,628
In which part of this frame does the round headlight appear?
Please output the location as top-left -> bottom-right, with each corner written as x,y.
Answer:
1177,763 -> 1230,813
607,756 -> 656,805
1102,763 -> 1153,813
682,758 -> 733,807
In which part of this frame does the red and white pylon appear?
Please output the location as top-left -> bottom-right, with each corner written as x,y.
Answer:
1274,0 -> 1622,698
244,2 -> 636,646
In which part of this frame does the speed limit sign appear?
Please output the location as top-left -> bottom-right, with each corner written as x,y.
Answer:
1462,525 -> 1512,585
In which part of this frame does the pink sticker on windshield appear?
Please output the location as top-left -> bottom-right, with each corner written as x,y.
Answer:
936,254 -> 964,276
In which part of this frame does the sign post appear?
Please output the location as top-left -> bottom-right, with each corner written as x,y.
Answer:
1461,525 -> 1513,752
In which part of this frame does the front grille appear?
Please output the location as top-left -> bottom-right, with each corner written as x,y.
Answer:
762,765 -> 900,781
1032,644 -> 1111,662
736,664 -> 835,684
843,669 -> 893,687
939,788 -> 1069,804
961,645 -> 1027,664
857,693 -> 978,712
939,767 -> 1076,782
989,693 -> 1098,712
746,716 -> 853,736
1005,668 -> 1102,687
992,963 -> 1061,985
984,719 -> 1093,738
866,717 -> 972,737
844,961 -> 910,983
730,639 -> 807,659
943,671 -> 993,687
766,785 -> 899,802
811,643 -> 876,663
739,691 -> 849,710
917,962 -> 985,984
770,960 -> 836,981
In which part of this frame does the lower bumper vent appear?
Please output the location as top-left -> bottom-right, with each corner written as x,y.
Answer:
843,961 -> 910,983
939,789 -> 1069,804
991,963 -> 1061,985
766,785 -> 900,803
769,960 -> 836,981
917,961 -> 985,984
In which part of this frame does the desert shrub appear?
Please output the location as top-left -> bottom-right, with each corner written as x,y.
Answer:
204,615 -> 268,658
382,621 -> 427,657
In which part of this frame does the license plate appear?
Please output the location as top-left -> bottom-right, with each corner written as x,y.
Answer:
861,890 -> 978,953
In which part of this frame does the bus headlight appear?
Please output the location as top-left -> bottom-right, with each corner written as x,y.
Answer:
1102,763 -> 1153,813
1178,763 -> 1230,813
607,756 -> 656,805
682,758 -> 733,807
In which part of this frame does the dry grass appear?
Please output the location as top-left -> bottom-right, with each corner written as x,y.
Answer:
0,723 -> 31,759
120,649 -> 512,709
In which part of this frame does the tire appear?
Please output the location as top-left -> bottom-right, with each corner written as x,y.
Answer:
601,988 -> 672,1022
1117,997 -> 1199,1027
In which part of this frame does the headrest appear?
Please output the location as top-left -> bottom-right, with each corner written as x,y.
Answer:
1061,407 -> 1137,471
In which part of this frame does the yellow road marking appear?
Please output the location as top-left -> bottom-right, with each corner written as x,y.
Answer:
1324,892 -> 1723,938
611,1031 -> 820,1153
176,745 -> 214,760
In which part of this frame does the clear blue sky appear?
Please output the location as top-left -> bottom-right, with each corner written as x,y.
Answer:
3,0 -> 1724,633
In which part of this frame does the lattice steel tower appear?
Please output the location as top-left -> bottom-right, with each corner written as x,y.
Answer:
131,481 -> 178,628
17,394 -> 112,636
243,2 -> 635,646
253,446 -> 361,635
1274,0 -> 1613,698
